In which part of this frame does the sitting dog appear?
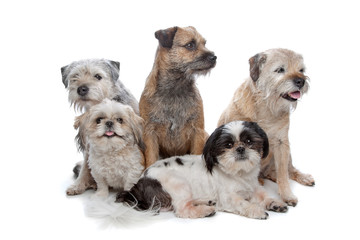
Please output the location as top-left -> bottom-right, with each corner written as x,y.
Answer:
116,121 -> 287,219
61,58 -> 138,113
139,26 -> 217,168
61,59 -> 140,195
71,99 -> 145,197
218,49 -> 315,206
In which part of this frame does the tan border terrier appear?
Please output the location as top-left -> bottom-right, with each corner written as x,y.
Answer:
140,26 -> 217,168
218,48 -> 314,206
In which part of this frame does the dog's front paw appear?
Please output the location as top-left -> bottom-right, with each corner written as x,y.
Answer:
267,200 -> 288,213
246,205 -> 269,220
251,211 -> 269,220
66,184 -> 86,196
296,173 -> 315,186
281,194 -> 298,207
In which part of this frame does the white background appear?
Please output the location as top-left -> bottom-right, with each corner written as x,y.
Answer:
1,0 -> 359,239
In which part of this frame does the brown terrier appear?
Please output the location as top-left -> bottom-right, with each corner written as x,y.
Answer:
140,26 -> 217,168
218,48 -> 314,206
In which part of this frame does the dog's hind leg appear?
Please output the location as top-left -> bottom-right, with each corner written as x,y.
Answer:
174,199 -> 216,218
289,155 -> 315,186
190,129 -> 208,155
143,130 -> 160,168
161,175 -> 216,218
66,152 -> 96,195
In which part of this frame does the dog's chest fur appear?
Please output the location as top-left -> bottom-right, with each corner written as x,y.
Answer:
150,77 -> 200,133
88,144 -> 143,189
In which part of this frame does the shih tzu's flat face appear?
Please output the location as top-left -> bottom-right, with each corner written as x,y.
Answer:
203,121 -> 269,175
84,99 -> 143,149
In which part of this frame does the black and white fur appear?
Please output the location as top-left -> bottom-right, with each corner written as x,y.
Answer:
116,121 -> 287,219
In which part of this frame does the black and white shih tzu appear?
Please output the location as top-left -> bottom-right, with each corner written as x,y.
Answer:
116,121 -> 288,219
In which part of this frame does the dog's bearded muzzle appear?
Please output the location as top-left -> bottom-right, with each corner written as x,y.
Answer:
281,77 -> 307,102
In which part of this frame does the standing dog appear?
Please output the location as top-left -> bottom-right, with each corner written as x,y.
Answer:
140,26 -> 217,168
117,121 -> 287,219
218,49 -> 315,206
75,99 -> 144,198
61,59 -> 139,195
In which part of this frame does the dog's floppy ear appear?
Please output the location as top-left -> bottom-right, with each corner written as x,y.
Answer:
203,125 -> 225,174
125,106 -> 146,152
74,112 -> 88,130
244,121 -> 269,159
249,53 -> 267,82
105,59 -> 120,82
74,112 -> 89,152
61,65 -> 69,88
155,26 -> 178,48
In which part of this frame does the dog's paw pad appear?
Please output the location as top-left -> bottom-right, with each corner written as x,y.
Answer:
207,200 -> 216,206
285,199 -> 298,207
258,212 -> 269,220
66,186 -> 85,196
205,211 -> 216,217
268,201 -> 288,213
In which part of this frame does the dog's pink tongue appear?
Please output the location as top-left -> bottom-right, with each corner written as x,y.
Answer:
289,91 -> 301,99
105,131 -> 114,136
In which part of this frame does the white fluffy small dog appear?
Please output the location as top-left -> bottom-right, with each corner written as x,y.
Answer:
71,99 -> 145,197
116,121 -> 287,219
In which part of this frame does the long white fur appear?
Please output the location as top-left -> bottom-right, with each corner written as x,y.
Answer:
84,195 -> 162,228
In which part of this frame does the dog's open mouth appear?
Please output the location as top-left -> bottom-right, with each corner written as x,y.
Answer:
103,131 -> 117,138
103,131 -> 125,140
282,91 -> 301,102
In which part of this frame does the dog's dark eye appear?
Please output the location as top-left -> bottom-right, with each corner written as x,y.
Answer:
225,143 -> 234,149
117,118 -> 123,124
94,74 -> 102,80
184,41 -> 196,51
275,67 -> 285,73
299,68 -> 305,73
246,139 -> 252,145
96,117 -> 103,124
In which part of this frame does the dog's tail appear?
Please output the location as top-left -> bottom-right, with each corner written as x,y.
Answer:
115,177 -> 173,212
85,177 -> 172,227
84,195 -> 161,228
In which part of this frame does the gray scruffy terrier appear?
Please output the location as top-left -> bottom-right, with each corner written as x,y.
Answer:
61,58 -> 139,114
61,59 -> 140,195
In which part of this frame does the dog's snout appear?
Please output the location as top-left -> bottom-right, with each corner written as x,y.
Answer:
105,121 -> 113,128
293,78 -> 305,89
77,85 -> 89,96
207,54 -> 217,63
236,146 -> 245,155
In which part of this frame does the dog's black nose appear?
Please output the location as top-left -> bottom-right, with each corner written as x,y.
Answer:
236,147 -> 245,154
293,78 -> 305,89
208,54 -> 217,63
105,121 -> 113,128
77,85 -> 89,96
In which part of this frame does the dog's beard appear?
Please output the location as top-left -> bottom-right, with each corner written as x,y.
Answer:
170,55 -> 216,80
218,149 -> 261,176
255,78 -> 309,114
68,84 -> 110,112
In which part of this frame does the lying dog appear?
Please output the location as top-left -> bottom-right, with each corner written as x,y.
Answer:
116,121 -> 287,219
